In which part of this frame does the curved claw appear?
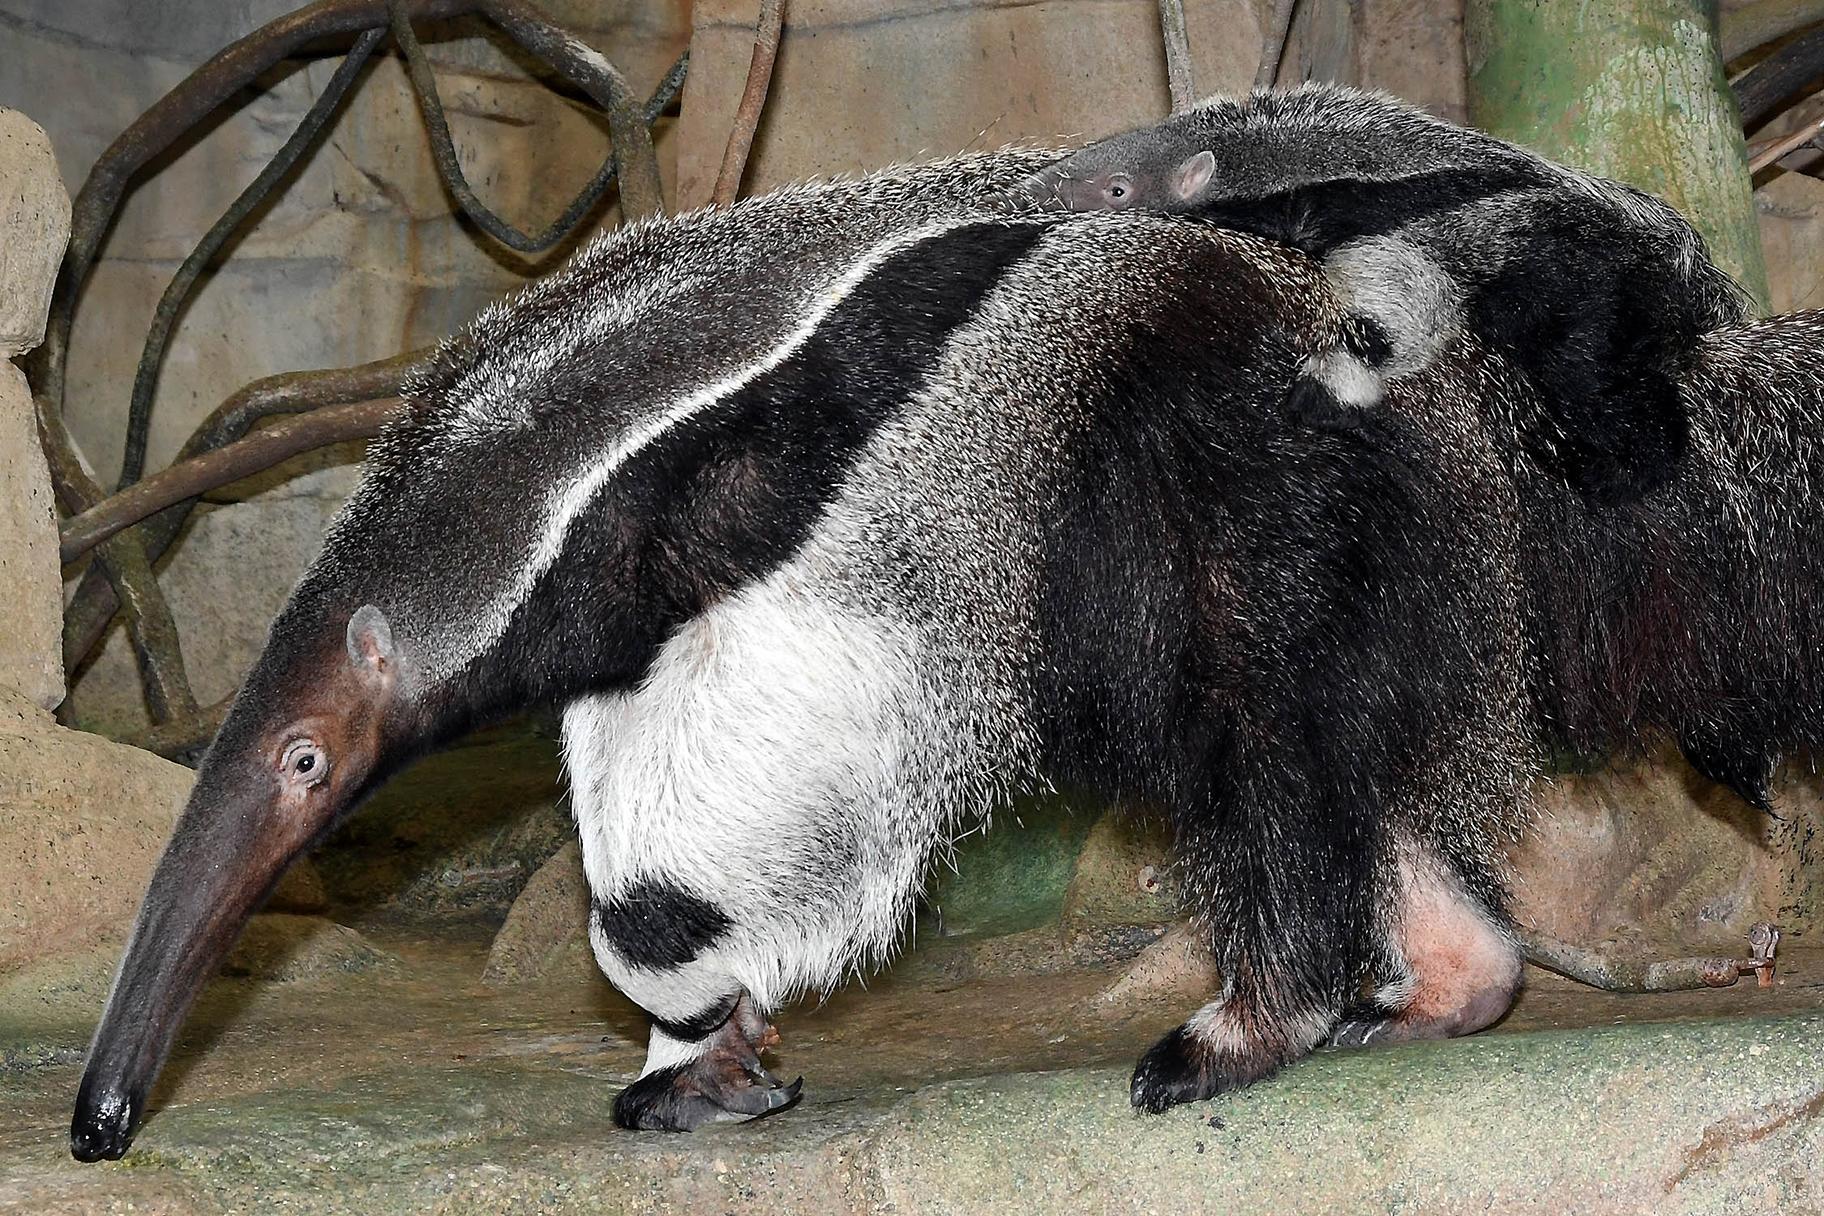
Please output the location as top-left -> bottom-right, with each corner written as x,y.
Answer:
613,1061 -> 805,1130
770,1076 -> 805,1111
1327,1018 -> 1391,1049
613,997 -> 805,1131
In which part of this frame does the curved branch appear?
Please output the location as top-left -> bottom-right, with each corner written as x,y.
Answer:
1256,0 -> 1300,88
63,352 -> 427,672
103,538 -> 201,724
35,392 -> 197,721
713,0 -> 788,208
119,26 -> 387,491
39,0 -> 476,435
1748,104 -> 1824,170
118,15 -> 682,493
62,399 -> 404,565
121,696 -> 234,765
478,0 -> 667,221
1520,930 -> 1756,993
1158,0 -> 1196,113
1734,25 -> 1824,130
391,7 -> 682,246
43,0 -> 672,458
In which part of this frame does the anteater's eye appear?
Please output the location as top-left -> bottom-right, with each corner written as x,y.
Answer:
1106,175 -> 1132,203
281,741 -> 328,786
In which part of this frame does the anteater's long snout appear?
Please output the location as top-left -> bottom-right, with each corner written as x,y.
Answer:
69,760 -> 302,1162
70,1077 -> 136,1162
71,604 -> 402,1162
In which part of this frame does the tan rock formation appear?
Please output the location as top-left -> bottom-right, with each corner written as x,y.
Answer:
1510,745 -> 1824,951
0,108 -> 68,358
0,109 -> 69,712
0,694 -> 193,970
482,840 -> 595,987
0,692 -> 327,974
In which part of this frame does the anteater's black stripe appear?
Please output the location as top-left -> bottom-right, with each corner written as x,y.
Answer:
470,220 -> 1048,716
595,877 -> 735,971
650,993 -> 740,1043
1195,164 -> 1553,257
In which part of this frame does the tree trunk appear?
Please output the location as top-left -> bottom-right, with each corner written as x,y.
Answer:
1465,0 -> 1771,309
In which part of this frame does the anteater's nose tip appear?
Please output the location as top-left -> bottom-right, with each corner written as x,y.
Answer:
69,1119 -> 129,1162
70,1086 -> 136,1162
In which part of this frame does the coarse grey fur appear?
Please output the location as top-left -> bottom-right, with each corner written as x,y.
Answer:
339,150 -> 1061,686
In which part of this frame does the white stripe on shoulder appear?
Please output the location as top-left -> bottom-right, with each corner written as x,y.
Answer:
438,217 -> 987,682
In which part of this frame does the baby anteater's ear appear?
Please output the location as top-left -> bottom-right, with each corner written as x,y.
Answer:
1173,150 -> 1217,203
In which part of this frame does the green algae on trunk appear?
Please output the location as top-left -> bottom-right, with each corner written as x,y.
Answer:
1465,0 -> 1771,310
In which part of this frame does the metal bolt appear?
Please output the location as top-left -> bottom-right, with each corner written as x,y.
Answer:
1746,922 -> 1781,989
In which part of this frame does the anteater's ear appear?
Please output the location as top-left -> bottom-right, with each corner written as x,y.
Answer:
1173,150 -> 1217,202
346,605 -> 396,674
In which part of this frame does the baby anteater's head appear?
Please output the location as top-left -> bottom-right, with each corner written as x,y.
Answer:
1004,125 -> 1217,214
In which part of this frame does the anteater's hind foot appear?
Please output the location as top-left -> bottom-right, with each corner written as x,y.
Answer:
613,997 -> 803,1131
1130,997 -> 1334,1113
1329,847 -> 1521,1049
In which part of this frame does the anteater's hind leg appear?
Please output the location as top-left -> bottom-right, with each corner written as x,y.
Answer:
1130,759 -> 1381,1113
1329,839 -> 1521,1048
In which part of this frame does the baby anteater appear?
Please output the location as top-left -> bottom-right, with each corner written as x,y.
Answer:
1009,83 -> 1751,500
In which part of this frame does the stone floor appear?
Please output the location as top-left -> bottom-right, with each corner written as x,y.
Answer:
4,925 -> 1823,1213
3,731 -> 1823,1214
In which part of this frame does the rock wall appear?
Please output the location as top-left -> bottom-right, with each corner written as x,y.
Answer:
673,0 -> 1265,209
0,105 -> 324,983
0,109 -> 69,713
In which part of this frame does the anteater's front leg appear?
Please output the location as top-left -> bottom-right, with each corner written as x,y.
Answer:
567,679 -> 817,1130
611,993 -> 801,1131
560,596 -> 953,1131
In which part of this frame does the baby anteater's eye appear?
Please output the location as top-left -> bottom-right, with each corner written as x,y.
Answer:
1105,174 -> 1132,203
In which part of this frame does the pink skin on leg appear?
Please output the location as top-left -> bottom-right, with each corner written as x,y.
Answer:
1338,847 -> 1521,1047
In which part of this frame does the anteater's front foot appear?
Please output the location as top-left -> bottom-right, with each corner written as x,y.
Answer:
613,999 -> 803,1132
